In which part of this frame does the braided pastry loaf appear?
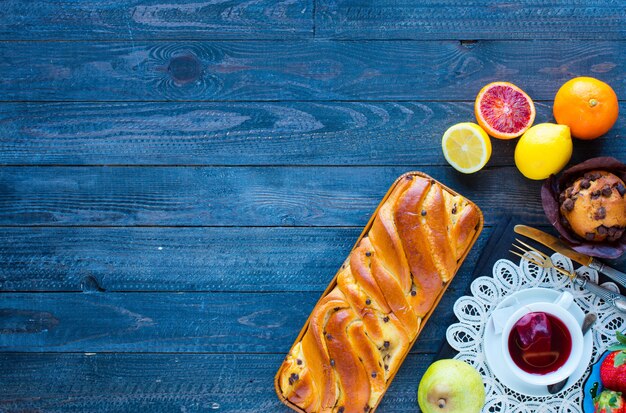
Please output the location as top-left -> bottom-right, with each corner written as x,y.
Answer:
276,174 -> 482,413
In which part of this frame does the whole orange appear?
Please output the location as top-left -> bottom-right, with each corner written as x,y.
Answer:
553,77 -> 618,140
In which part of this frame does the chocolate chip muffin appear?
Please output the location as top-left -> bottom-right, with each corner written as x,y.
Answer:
559,170 -> 626,242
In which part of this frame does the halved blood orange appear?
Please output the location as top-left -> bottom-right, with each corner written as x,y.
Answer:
474,82 -> 536,140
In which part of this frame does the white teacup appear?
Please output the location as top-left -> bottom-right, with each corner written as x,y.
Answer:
499,291 -> 583,386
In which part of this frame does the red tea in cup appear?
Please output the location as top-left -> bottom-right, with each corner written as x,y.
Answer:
507,311 -> 572,375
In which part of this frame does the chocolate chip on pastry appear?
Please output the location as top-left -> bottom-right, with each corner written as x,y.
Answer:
277,176 -> 481,412
562,198 -> 575,211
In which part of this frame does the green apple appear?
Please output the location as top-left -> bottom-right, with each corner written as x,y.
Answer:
417,359 -> 485,413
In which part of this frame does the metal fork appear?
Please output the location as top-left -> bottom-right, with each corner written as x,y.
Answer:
510,239 -> 575,280
511,238 -> 626,313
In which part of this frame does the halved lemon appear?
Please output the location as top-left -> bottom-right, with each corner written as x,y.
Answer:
442,122 -> 492,174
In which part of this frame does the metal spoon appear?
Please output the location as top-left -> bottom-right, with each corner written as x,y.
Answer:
547,312 -> 597,394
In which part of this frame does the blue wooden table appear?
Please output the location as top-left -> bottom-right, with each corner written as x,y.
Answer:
0,1 -> 624,412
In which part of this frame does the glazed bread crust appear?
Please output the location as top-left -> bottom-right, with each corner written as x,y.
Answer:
277,175 -> 481,413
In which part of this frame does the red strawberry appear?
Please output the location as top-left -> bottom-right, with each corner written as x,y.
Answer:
594,390 -> 625,413
602,352 -> 626,394
602,332 -> 626,394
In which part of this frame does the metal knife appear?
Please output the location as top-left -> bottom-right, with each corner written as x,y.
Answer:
571,275 -> 626,313
514,224 -> 626,288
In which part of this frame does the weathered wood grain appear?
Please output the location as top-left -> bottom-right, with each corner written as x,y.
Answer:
0,273 -> 478,353
0,166 -> 545,226
1,101 -> 622,166
0,352 -> 433,412
0,227 -> 358,292
0,292 -> 317,353
317,0 -> 626,40
0,0 -> 313,40
0,226 -> 491,292
0,41 -> 623,101
6,0 -> 624,41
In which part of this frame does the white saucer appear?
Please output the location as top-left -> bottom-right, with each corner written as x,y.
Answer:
484,287 -> 593,396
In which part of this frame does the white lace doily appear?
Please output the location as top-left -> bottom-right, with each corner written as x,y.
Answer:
446,253 -> 626,413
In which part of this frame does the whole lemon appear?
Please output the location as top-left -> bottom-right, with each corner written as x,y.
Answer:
514,123 -> 572,180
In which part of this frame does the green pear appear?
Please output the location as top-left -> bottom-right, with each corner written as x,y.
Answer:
417,359 -> 485,413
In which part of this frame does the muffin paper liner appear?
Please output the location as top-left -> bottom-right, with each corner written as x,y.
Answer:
541,156 -> 626,259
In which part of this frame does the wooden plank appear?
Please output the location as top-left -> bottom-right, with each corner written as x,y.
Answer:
1,101 -> 622,166
0,226 -> 492,292
0,166 -> 545,226
0,352 -> 432,412
0,227 -> 358,292
0,276 -> 478,353
0,0 -> 313,40
317,0 -> 626,40
0,292 -> 319,353
0,40 -> 623,101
